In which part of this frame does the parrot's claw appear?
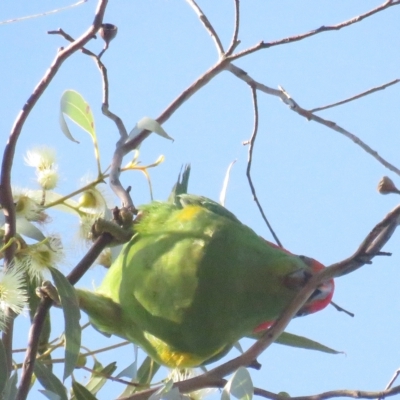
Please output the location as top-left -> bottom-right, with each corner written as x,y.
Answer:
92,214 -> 134,245
36,281 -> 60,305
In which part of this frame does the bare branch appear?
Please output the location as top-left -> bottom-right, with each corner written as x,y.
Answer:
186,0 -> 225,56
227,0 -> 400,62
0,0 -> 87,25
380,368 -> 400,400
226,64 -> 400,177
226,0 -> 240,55
310,79 -> 400,113
245,86 -> 283,247
120,58 -> 229,156
254,384 -> 400,400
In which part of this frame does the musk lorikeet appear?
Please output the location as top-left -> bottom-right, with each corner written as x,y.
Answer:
76,192 -> 334,368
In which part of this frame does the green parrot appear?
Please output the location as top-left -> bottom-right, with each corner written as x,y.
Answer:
77,174 -> 334,368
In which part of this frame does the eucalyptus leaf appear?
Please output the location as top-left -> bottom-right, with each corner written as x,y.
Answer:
16,218 -> 46,241
38,389 -> 62,400
3,371 -> 18,400
59,90 -> 95,141
72,381 -> 98,400
222,367 -> 253,400
84,361 -> 117,396
275,332 -> 341,354
118,356 -> 160,398
128,117 -> 173,142
34,361 -> 68,400
116,360 -> 137,379
49,267 -> 81,380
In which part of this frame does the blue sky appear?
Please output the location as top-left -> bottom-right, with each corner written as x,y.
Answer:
2,1 -> 400,399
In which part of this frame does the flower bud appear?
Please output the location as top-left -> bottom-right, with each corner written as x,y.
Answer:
377,176 -> 400,195
99,23 -> 118,47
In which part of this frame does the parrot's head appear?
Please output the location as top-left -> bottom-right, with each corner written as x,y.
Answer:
253,241 -> 334,333
295,255 -> 334,316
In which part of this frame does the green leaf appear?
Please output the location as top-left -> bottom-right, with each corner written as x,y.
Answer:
275,332 -> 341,354
72,381 -> 98,400
128,117 -> 173,142
16,218 -> 46,241
222,367 -> 253,400
38,389 -> 62,400
49,267 -> 81,380
59,90 -> 95,141
246,331 -> 341,354
84,361 -> 117,396
3,371 -> 18,400
232,341 -> 244,354
118,356 -> 161,398
34,361 -> 68,400
59,90 -> 101,175
116,360 -> 137,379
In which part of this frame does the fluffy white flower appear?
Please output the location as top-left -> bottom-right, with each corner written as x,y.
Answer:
25,147 -> 59,190
37,169 -> 59,191
25,146 -> 56,170
0,266 -> 28,331
16,236 -> 64,282
12,188 -> 47,222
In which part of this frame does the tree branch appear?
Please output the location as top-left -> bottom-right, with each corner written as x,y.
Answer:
227,0 -> 400,62
245,86 -> 282,247
226,0 -> 240,55
226,63 -> 400,177
186,0 -> 225,56
309,79 -> 400,113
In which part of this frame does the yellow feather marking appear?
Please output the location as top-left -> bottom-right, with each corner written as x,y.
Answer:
144,331 -> 223,368
177,205 -> 203,221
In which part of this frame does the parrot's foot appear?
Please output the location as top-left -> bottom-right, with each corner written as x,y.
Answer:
91,207 -> 135,245
36,281 -> 60,306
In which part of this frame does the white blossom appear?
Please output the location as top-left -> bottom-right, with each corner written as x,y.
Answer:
0,266 -> 28,331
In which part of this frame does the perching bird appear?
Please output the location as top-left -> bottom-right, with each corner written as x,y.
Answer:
76,170 -> 334,368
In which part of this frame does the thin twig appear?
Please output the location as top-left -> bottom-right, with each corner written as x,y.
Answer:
227,0 -> 400,62
226,64 -> 400,177
81,365 -> 140,387
254,384 -> 400,400
120,57 -> 230,155
0,0 -> 87,25
80,340 -> 130,357
246,86 -> 283,247
379,368 -> 400,400
310,79 -> 400,113
226,0 -> 241,55
185,0 -> 225,56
